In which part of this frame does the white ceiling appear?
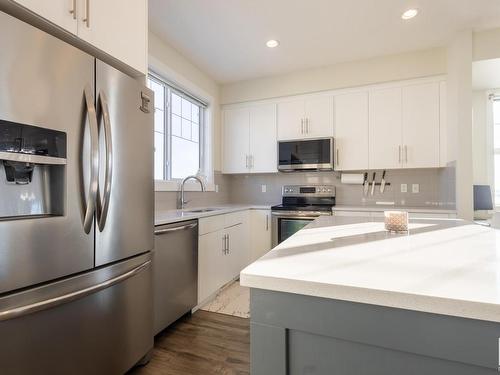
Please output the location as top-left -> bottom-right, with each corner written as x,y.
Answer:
149,0 -> 500,84
473,58 -> 500,90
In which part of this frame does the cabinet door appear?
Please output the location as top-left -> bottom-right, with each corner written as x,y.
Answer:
402,83 -> 440,168
226,222 -> 250,281
334,92 -> 369,170
77,0 -> 147,74
304,95 -> 333,138
12,0 -> 78,34
223,107 -> 250,173
249,104 -> 277,173
277,99 -> 305,140
250,210 -> 272,262
198,230 -> 226,303
369,87 -> 402,169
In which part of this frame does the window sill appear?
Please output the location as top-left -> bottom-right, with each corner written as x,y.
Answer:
155,179 -> 215,192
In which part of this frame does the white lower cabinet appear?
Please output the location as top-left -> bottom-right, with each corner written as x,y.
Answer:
250,209 -> 272,262
197,211 -> 250,304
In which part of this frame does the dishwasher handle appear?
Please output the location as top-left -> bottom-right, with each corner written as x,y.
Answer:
155,222 -> 198,235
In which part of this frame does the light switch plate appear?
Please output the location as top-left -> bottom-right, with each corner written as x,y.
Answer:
261,184 -> 267,193
412,184 -> 420,193
400,184 -> 408,193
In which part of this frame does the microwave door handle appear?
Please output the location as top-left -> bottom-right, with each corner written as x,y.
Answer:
82,85 -> 99,234
97,90 -> 113,231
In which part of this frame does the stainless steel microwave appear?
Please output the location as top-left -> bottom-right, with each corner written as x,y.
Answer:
278,138 -> 335,171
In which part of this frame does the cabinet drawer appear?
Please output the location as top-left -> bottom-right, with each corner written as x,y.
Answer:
224,211 -> 248,228
199,215 -> 226,235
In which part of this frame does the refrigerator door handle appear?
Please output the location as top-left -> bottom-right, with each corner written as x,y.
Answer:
83,85 -> 99,234
97,90 -> 113,231
0,260 -> 151,322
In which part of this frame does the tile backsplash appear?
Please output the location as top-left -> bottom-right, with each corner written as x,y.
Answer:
155,168 -> 456,212
227,168 -> 456,208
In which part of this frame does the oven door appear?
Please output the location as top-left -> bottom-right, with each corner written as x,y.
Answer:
272,211 -> 324,247
278,138 -> 334,171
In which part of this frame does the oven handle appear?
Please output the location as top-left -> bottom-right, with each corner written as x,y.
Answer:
271,211 -> 328,218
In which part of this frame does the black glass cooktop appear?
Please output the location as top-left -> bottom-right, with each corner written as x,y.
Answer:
271,204 -> 334,212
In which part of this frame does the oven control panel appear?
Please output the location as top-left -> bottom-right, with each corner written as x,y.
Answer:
282,185 -> 335,197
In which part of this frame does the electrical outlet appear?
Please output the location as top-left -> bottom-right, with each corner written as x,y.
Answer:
261,184 -> 267,193
412,184 -> 420,193
215,184 -> 219,193
400,184 -> 408,193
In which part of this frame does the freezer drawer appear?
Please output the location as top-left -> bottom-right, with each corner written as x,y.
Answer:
0,253 -> 153,375
153,220 -> 198,335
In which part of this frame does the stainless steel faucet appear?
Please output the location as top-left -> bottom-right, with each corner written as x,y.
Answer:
179,175 -> 206,209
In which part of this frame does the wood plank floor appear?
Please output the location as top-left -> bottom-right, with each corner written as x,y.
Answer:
130,310 -> 250,375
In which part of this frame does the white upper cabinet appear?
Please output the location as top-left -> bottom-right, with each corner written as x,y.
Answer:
249,104 -> 277,173
334,92 -> 369,170
277,95 -> 333,140
76,0 -> 147,74
369,87 -> 403,169
9,0 -> 148,74
223,107 -> 250,174
304,96 -> 333,138
277,99 -> 305,140
223,103 -> 277,174
12,0 -> 78,33
402,82 -> 440,168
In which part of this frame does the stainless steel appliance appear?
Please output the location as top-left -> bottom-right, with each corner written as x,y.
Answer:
278,138 -> 335,171
153,220 -> 198,335
0,11 -> 154,375
272,185 -> 336,246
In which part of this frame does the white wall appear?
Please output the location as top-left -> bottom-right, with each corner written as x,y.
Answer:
447,31 -> 473,220
221,48 -> 447,104
148,32 -> 222,171
472,90 -> 493,187
473,27 -> 500,62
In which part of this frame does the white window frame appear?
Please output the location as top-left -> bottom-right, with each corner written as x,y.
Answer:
148,57 -> 215,192
491,92 -> 500,208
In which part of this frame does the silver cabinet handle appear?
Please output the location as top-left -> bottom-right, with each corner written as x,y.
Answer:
336,148 -> 339,166
83,85 -> 99,235
300,119 -> 304,134
245,155 -> 249,169
265,214 -> 269,231
82,0 -> 90,27
69,0 -> 76,19
154,222 -> 197,235
398,145 -> 402,164
222,234 -> 226,254
404,145 -> 408,163
0,260 -> 151,322
250,155 -> 254,169
227,234 -> 230,254
306,118 -> 310,134
97,91 -> 113,232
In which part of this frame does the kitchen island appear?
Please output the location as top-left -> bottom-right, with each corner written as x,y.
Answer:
240,216 -> 500,375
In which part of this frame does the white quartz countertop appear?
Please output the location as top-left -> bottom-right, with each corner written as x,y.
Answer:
155,204 -> 271,226
240,216 -> 500,322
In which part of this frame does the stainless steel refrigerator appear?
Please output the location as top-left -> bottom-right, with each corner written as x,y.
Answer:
0,11 -> 154,375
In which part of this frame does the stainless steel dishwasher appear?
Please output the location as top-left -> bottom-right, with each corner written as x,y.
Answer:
153,220 -> 198,335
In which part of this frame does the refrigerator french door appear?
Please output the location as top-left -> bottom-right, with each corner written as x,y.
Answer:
0,10 -> 154,375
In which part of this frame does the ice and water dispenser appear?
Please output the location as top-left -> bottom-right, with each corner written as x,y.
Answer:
0,121 -> 66,218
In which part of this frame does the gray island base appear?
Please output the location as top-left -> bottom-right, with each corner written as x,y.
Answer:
250,288 -> 500,375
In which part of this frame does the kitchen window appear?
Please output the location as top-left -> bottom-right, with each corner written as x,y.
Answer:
494,97 -> 500,205
147,73 -> 207,182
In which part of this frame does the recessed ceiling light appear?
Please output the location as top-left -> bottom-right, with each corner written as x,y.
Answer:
401,8 -> 418,20
266,39 -> 280,48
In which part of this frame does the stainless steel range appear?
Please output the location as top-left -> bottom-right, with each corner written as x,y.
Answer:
271,185 -> 336,246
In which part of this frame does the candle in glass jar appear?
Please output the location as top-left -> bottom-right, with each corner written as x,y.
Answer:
384,211 -> 409,233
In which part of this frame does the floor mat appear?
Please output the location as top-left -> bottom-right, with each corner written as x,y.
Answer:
200,280 -> 250,318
